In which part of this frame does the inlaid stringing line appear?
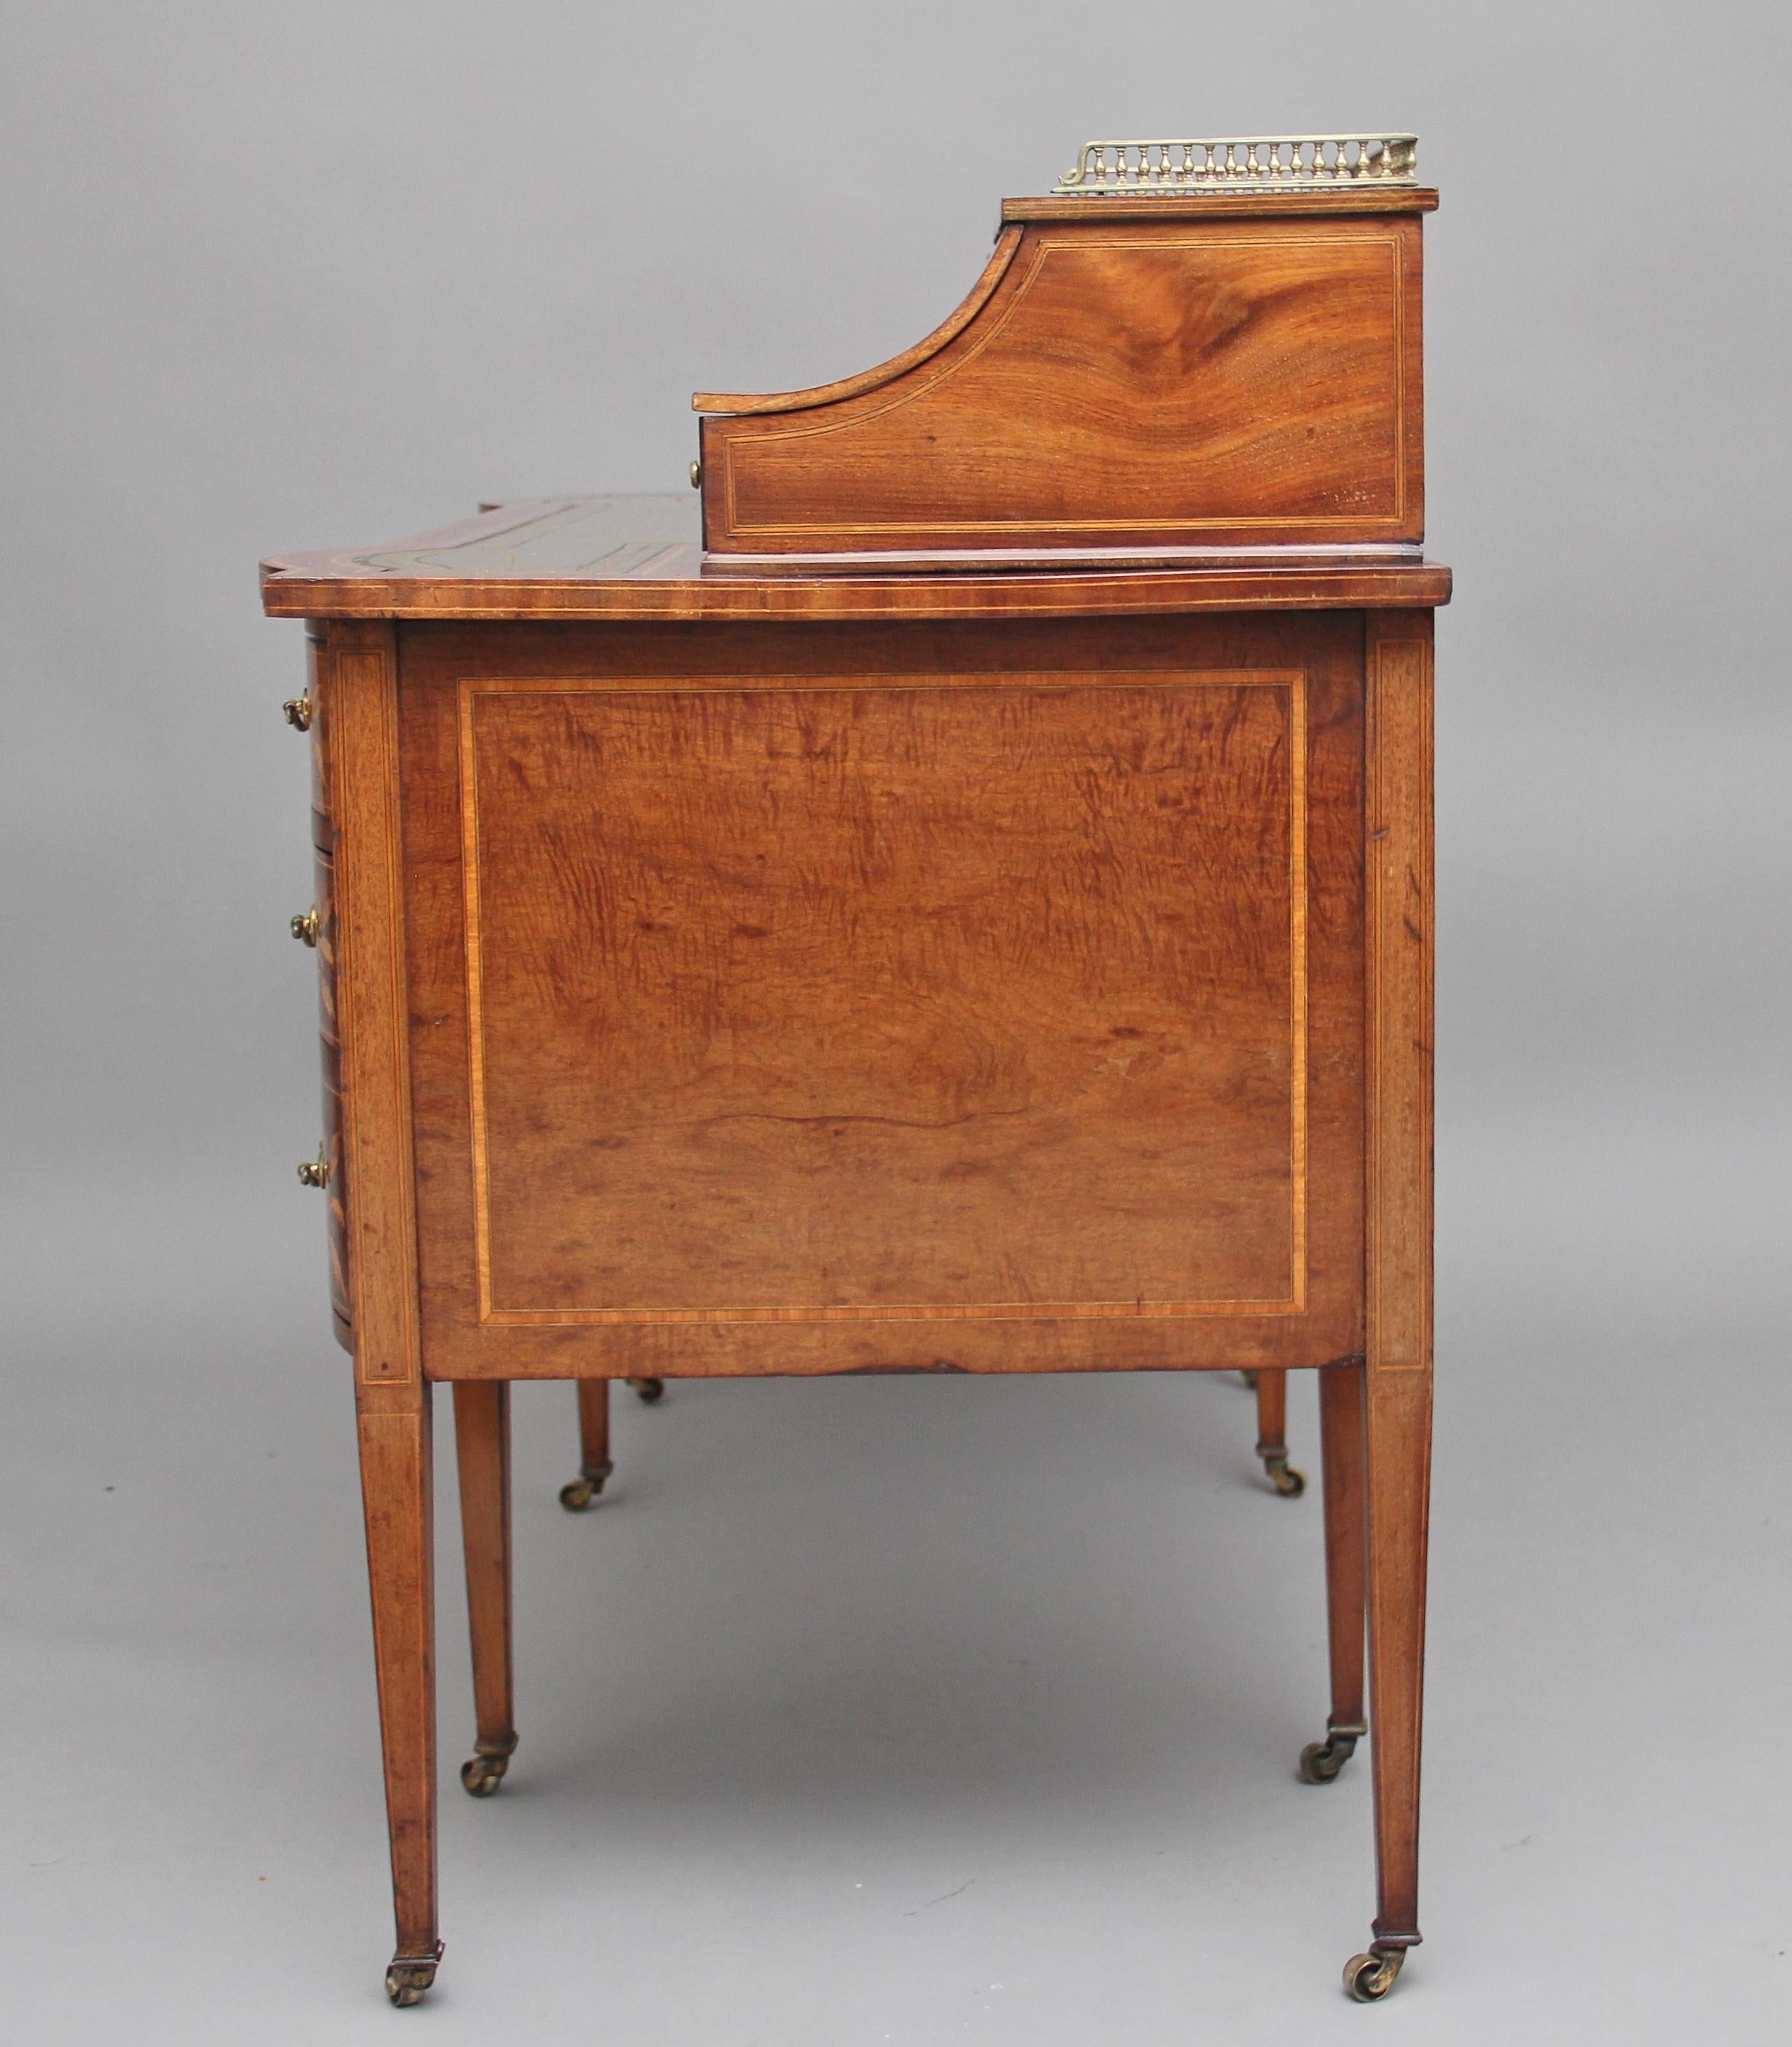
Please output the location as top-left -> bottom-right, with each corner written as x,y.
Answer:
461,671 -> 1310,1324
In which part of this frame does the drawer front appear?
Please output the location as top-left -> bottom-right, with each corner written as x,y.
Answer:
306,625 -> 353,1352
306,627 -> 328,828
400,614 -> 1367,1379
315,836 -> 352,1351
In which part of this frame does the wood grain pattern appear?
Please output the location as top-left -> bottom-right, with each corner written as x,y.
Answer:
264,547 -> 1450,624
574,1377 -> 611,1479
1318,1357 -> 1368,1733
327,616 -> 441,1976
327,621 -> 423,1388
463,672 -> 1307,1325
1365,616 -> 1434,1375
305,624 -> 328,821
452,1382 -> 514,1758
1365,1368 -> 1432,1949
267,168 -> 1446,2001
699,215 -> 1423,556
1362,609 -> 1435,1953
397,612 -> 1366,1381
306,625 -> 353,1352
1253,1365 -> 1290,1465
355,1395 -> 438,1967
315,836 -> 353,1351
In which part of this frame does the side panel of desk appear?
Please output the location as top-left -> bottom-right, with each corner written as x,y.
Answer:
391,613 -> 1369,1382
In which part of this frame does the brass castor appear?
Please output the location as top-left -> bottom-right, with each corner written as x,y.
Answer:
1263,1453 -> 1306,1497
1343,1946 -> 1405,2001
1238,1370 -> 1259,1390
1298,1721 -> 1364,1783
384,1944 -> 442,2007
559,1459 -> 614,1512
460,1753 -> 508,1797
627,1376 -> 666,1404
460,1731 -> 518,1798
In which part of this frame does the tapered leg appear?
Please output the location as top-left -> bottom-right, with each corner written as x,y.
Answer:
356,1388 -> 440,2005
1252,1368 -> 1305,1496
1300,1360 -> 1367,1783
328,621 -> 445,2003
1344,613 -> 1435,2001
562,1378 -> 614,1511
453,1382 -> 517,1795
1354,1368 -> 1432,1992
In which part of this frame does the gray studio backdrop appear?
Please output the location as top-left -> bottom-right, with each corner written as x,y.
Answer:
3,4 -> 1787,2043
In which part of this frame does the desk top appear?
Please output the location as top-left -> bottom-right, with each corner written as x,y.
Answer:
266,160 -> 1450,622
262,495 -> 1450,622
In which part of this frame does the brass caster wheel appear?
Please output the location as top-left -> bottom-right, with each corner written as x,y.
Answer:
1344,1947 -> 1405,2001
1298,1722 -> 1363,1783
1238,1370 -> 1259,1390
1263,1454 -> 1306,1497
559,1459 -> 613,1512
460,1732 -> 517,1799
385,1945 -> 442,2007
627,1376 -> 666,1404
460,1753 -> 508,1797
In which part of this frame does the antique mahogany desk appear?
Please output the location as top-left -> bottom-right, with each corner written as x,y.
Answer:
262,135 -> 1447,2008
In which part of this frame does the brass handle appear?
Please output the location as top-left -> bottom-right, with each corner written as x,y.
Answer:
297,1146 -> 330,1188
283,695 -> 313,731
689,460 -> 702,489
290,907 -> 320,947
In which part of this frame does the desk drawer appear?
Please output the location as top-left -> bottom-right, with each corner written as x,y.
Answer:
314,837 -> 352,1351
304,625 -> 353,1352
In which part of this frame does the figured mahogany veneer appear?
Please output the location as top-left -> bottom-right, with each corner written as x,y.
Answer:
394,614 -> 1366,1381
696,195 -> 1432,560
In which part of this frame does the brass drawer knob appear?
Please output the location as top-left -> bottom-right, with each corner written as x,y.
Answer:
297,1147 -> 331,1188
283,695 -> 313,731
689,460 -> 702,489
290,907 -> 320,947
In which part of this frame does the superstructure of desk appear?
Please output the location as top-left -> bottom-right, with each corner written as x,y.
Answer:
262,139 -> 1448,2007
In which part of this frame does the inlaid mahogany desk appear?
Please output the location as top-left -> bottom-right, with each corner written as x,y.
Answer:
262,134 -> 1447,2008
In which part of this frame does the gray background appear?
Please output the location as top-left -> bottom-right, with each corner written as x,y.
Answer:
3,2 -> 1788,2039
